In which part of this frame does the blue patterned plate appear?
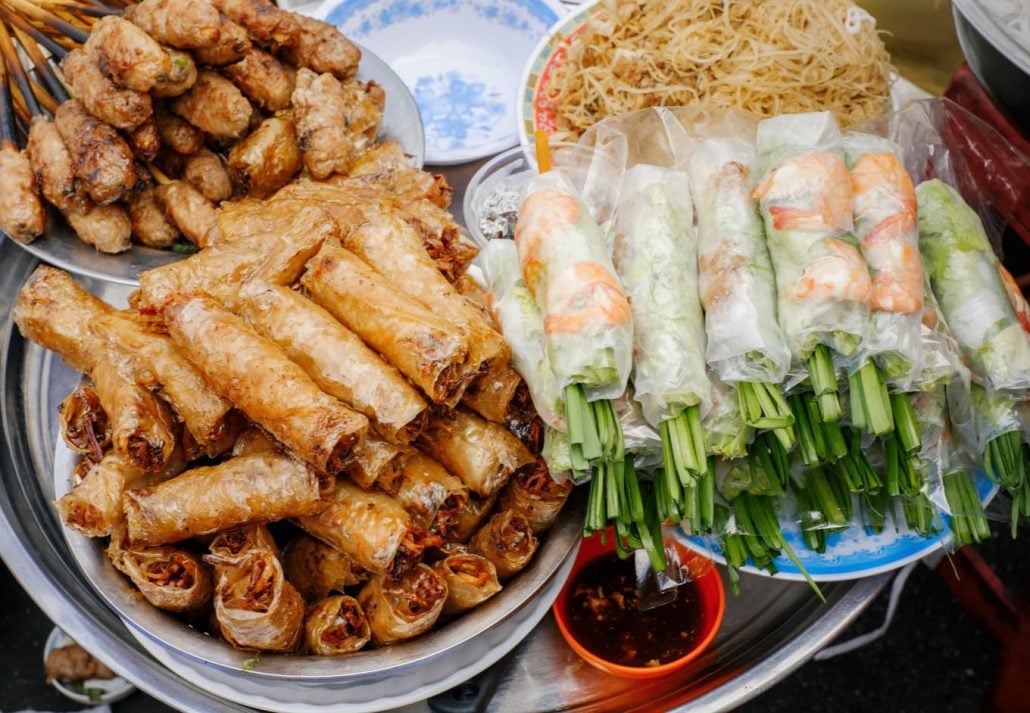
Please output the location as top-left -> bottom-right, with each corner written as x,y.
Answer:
676,474 -> 998,582
316,0 -> 565,165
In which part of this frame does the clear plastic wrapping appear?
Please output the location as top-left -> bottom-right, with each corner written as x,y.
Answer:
703,377 -> 751,460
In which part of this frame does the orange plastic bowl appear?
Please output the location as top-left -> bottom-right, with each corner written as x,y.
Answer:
552,528 -> 725,679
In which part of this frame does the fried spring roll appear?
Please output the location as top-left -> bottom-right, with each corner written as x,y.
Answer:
61,49 -> 153,131
170,69 -> 252,140
358,564 -> 447,645
416,409 -> 534,497
182,149 -> 233,203
468,511 -> 538,581
499,460 -> 572,534
65,201 -> 134,254
163,296 -> 368,473
450,492 -> 498,544
154,180 -> 218,245
222,48 -> 294,111
108,526 -> 213,614
151,49 -> 199,99
462,360 -> 526,425
301,242 -> 475,406
129,187 -> 180,248
283,534 -> 367,601
297,480 -> 410,574
85,16 -> 171,93
232,427 -> 280,457
210,522 -> 277,558
204,197 -> 334,246
433,553 -> 501,615
304,595 -> 370,655
239,282 -> 427,444
59,383 -> 110,461
344,437 -> 405,490
123,0 -> 222,50
226,117 -> 302,198
381,452 -> 468,530
193,14 -> 251,65
124,452 -> 326,546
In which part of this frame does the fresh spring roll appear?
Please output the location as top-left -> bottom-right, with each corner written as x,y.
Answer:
239,282 -> 427,444
514,169 -> 633,400
301,242 -> 476,406
916,179 -> 1030,392
468,510 -> 538,581
498,458 -> 571,534
416,408 -> 534,497
450,492 -> 499,544
344,436 -> 405,489
297,480 -> 411,574
703,376 -> 751,460
380,452 -> 469,530
124,452 -> 327,546
304,595 -> 371,655
357,564 -> 447,645
433,553 -> 501,615
107,526 -> 213,614
164,296 -> 369,474
59,383 -> 110,461
283,534 -> 368,602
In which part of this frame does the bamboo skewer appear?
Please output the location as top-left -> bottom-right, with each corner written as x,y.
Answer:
0,36 -> 18,148
2,0 -> 89,45
0,6 -> 69,58
27,0 -> 118,18
13,24 -> 69,101
0,19 -> 42,119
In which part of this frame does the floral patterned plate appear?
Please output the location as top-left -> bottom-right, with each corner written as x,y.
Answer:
316,0 -> 566,165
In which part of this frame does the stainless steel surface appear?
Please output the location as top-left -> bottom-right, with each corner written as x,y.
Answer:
8,45 -> 425,287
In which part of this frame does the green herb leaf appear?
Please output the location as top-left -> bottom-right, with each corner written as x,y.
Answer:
242,656 -> 261,672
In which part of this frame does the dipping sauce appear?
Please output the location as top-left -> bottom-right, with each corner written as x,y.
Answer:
563,553 -> 703,668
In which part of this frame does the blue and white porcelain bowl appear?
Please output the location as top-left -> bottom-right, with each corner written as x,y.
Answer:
315,0 -> 565,165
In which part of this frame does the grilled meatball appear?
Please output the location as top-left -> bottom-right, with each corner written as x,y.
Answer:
155,110 -> 204,155
182,148 -> 232,202
193,15 -> 251,66
170,70 -> 253,140
151,50 -> 198,99
61,49 -> 153,131
227,116 -> 301,198
154,180 -> 218,246
281,14 -> 360,81
127,118 -> 161,163
85,16 -> 171,93
55,100 -> 141,205
209,0 -> 300,46
0,144 -> 46,243
123,0 -> 222,50
64,200 -> 132,253
221,48 -> 294,111
27,115 -> 77,210
129,187 -> 180,248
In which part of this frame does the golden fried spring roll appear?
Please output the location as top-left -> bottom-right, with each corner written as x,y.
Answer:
124,452 -> 326,546
381,452 -> 468,530
461,360 -> 526,425
154,180 -> 218,246
297,480 -> 410,574
433,553 -> 501,615
451,492 -> 499,544
59,383 -> 110,461
226,116 -> 301,199
416,409 -> 534,497
358,564 -> 447,645
210,523 -> 277,558
499,459 -> 572,534
304,596 -> 370,655
301,242 -> 475,406
283,534 -> 367,602
164,296 -> 368,473
344,436 -> 405,490
107,526 -> 213,614
130,186 -> 181,248
468,511 -> 538,581
239,282 -> 427,444
206,545 -> 304,652
231,426 -> 279,457
204,197 -> 333,246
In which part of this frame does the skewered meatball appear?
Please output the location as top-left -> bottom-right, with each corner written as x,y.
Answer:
27,115 -> 77,211
182,148 -> 232,202
192,15 -> 251,66
55,100 -> 141,205
85,16 -> 171,93
227,116 -> 301,198
123,0 -> 222,50
221,48 -> 294,111
154,180 -> 218,245
281,14 -> 360,81
155,110 -> 204,155
209,0 -> 300,46
0,143 -> 45,243
127,118 -> 161,163
151,50 -> 198,99
64,200 -> 132,253
61,49 -> 153,131
170,70 -> 253,140
130,187 -> 180,248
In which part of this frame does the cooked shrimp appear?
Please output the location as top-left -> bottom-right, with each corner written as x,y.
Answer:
753,152 -> 853,233
544,262 -> 632,335
514,187 -> 580,293
998,264 -> 1030,335
790,238 -> 871,303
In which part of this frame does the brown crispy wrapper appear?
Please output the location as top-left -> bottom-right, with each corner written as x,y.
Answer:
433,553 -> 501,615
357,564 -> 447,645
498,461 -> 572,534
468,511 -> 538,581
283,534 -> 368,602
107,526 -> 213,614
303,595 -> 371,655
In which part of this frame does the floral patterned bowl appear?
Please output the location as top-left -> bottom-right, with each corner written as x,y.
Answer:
316,0 -> 566,165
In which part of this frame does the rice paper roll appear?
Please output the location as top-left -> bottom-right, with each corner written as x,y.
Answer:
916,179 -> 1030,391
703,377 -> 751,460
124,452 -> 326,546
283,534 -> 368,602
59,383 -> 110,461
231,427 -> 280,457
450,492 -> 499,544
514,169 -> 633,399
468,510 -> 538,580
301,242 -> 476,406
304,595 -> 371,655
239,282 -> 427,444
498,458 -> 571,533
612,164 -> 710,424
358,564 -> 447,645
433,553 -> 501,615
416,408 -> 534,497
381,452 -> 469,530
297,480 -> 411,574
461,359 -> 526,426
340,436 -> 403,489
164,296 -> 369,474
107,526 -> 213,614
687,139 -> 790,383
210,523 -> 278,559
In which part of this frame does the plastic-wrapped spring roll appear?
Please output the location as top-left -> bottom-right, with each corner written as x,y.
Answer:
380,452 -> 469,530
969,384 -> 1027,531
916,179 -> 1030,392
124,452 -> 326,546
304,595 -> 371,655
688,140 -> 794,445
164,296 -> 368,475
283,534 -> 367,602
468,510 -> 538,581
358,564 -> 448,645
450,492 -> 499,544
239,282 -> 427,444
703,377 -> 751,461
59,383 -> 109,461
107,526 -> 213,615
433,552 -> 501,615
498,458 -> 571,534
416,409 -> 534,497
301,242 -> 476,406
914,277 -> 964,393
296,480 -> 411,574
754,112 -> 872,422
344,437 -> 405,490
